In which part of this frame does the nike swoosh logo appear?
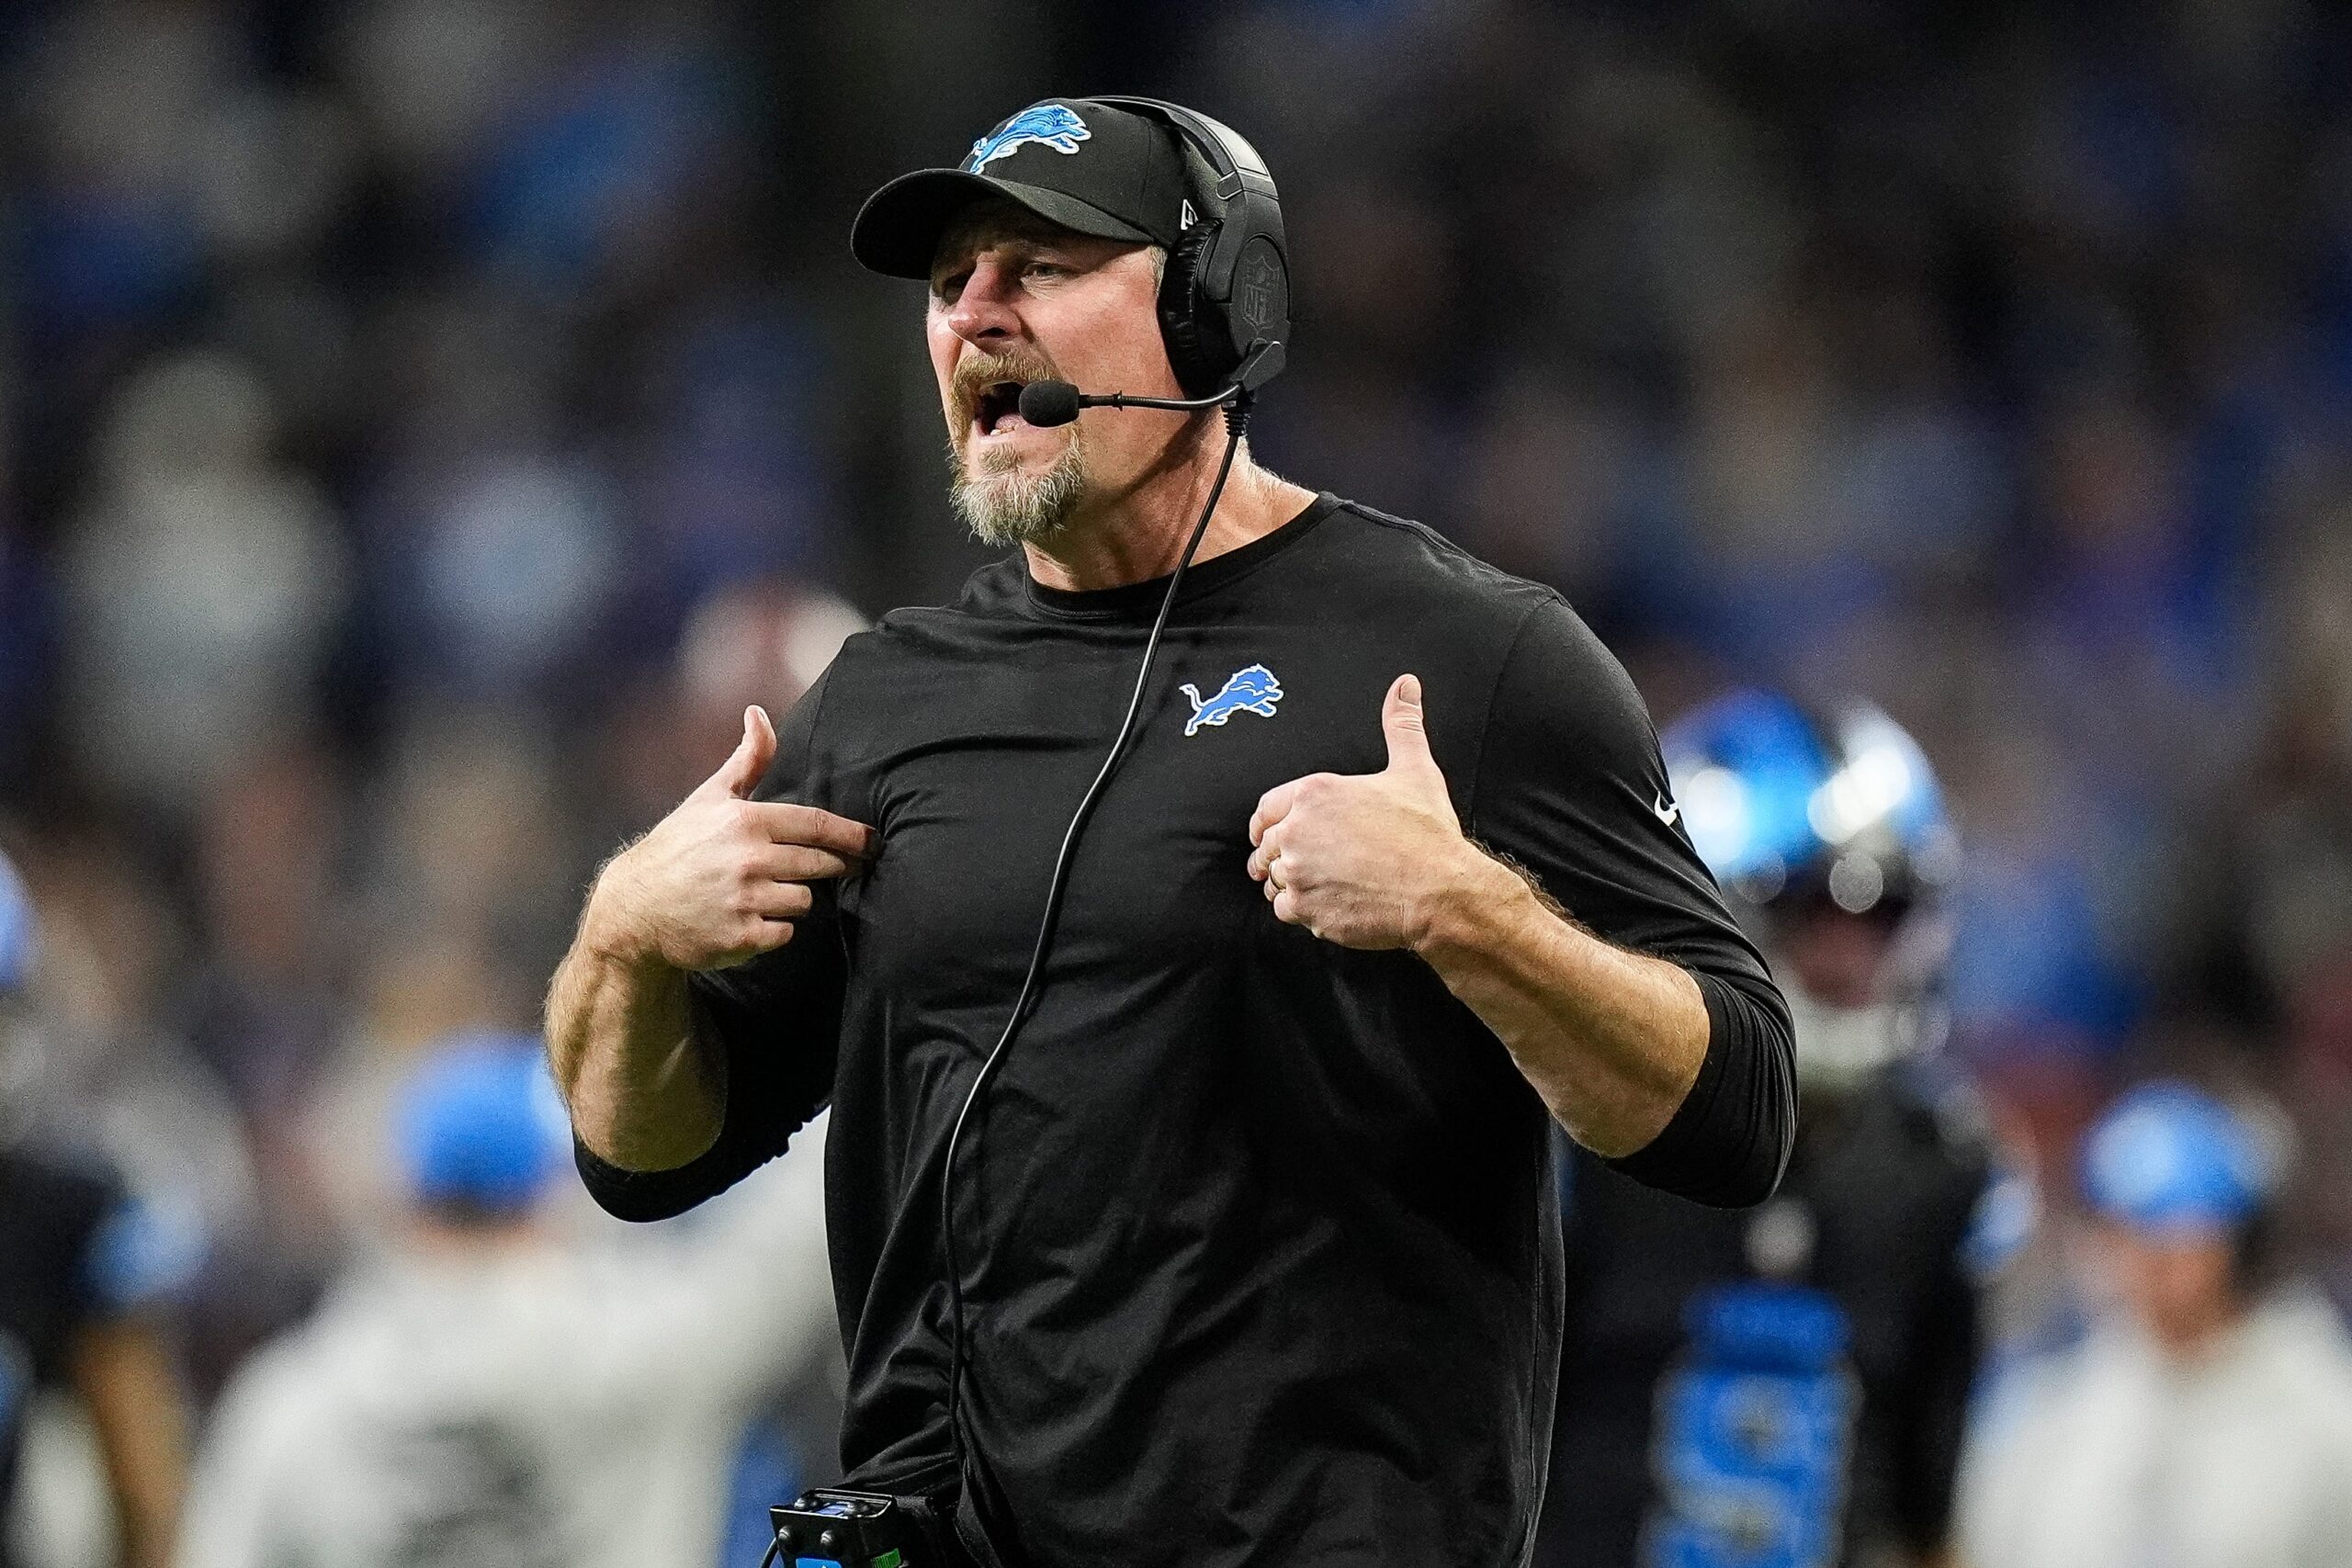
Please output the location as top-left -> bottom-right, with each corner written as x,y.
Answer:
1652,793 -> 1680,827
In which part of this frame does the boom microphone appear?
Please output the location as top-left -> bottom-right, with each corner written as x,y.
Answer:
1014,340 -> 1286,429
1015,379 -> 1084,428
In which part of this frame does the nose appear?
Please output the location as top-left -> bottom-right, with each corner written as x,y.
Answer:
944,255 -> 1024,351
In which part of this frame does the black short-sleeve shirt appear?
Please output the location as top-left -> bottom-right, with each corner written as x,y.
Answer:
578,493 -> 1792,1568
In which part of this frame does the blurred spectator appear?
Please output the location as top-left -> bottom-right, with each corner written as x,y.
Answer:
0,845 -> 197,1568
174,1033 -> 834,1568
58,354 -> 347,810
1960,1081 -> 2352,1568
351,301 -> 623,710
181,737 -> 350,1126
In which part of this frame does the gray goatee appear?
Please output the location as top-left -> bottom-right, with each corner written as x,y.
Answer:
944,350 -> 1090,547
947,429 -> 1089,547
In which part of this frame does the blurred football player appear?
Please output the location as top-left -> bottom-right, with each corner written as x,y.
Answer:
0,846 -> 194,1568
1960,1081 -> 2352,1568
1535,691 -> 2020,1568
175,1032 -> 833,1568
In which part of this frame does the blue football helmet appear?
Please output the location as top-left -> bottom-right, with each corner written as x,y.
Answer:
1662,690 -> 1960,1089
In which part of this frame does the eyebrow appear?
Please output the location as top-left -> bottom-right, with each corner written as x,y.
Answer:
938,224 -> 1072,265
929,226 -> 1093,291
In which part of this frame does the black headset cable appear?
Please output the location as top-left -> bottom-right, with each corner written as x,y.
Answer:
935,396 -> 1253,1490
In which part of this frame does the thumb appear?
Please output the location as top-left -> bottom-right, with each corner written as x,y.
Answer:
1380,674 -> 1441,781
706,705 -> 777,800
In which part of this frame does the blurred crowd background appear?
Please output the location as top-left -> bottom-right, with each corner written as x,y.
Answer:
6,0 -> 2352,1562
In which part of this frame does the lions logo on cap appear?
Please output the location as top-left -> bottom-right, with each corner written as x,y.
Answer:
967,104 -> 1091,171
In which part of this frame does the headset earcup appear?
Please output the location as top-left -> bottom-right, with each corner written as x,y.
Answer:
1158,222 -> 1233,400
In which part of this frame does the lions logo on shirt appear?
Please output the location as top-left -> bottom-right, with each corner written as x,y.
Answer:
967,105 -> 1091,170
1181,664 -> 1283,737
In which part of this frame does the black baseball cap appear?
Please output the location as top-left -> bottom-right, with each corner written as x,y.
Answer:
851,98 -> 1195,280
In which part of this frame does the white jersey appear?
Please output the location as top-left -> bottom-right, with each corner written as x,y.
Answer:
1960,1286 -> 2352,1568
175,1117 -> 833,1568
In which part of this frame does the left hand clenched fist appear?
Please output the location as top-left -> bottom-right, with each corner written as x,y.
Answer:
1247,673 -> 1483,950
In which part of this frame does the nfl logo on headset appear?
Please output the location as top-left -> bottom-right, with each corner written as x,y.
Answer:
967,104 -> 1091,171
1238,252 -> 1280,333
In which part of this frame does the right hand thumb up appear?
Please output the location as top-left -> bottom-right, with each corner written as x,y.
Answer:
705,705 -> 777,800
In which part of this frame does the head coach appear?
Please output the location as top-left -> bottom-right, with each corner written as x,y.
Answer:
545,96 -> 1794,1568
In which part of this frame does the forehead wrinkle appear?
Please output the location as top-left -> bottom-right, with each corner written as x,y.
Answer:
933,203 -> 1063,282
930,199 -> 1144,285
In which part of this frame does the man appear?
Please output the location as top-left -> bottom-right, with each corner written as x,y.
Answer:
1960,1080 -> 2352,1568
546,96 -> 1793,1568
0,847 -> 191,1568
174,1032 -> 834,1568
1534,691 -> 2011,1568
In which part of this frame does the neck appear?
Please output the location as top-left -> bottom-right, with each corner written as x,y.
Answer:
2151,1294 -> 2250,1365
1021,412 -> 1318,592
404,1212 -> 542,1253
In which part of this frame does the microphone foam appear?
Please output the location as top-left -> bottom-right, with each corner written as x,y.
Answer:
1017,379 -> 1084,428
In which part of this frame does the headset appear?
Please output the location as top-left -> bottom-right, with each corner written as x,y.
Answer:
1090,95 -> 1290,401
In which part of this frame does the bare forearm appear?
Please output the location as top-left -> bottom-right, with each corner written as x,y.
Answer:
72,1320 -> 187,1568
1412,851 -> 1708,1156
547,706 -> 874,1176
546,897 -> 725,1172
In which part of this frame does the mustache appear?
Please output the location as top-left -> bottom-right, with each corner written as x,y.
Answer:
950,348 -> 1063,430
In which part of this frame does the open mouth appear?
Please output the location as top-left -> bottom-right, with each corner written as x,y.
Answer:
973,378 -> 1031,436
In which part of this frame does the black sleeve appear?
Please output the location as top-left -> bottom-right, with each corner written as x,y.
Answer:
1464,596 -> 1795,1207
575,668 -> 851,1222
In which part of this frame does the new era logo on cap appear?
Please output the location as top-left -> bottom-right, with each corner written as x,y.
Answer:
965,104 -> 1092,171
